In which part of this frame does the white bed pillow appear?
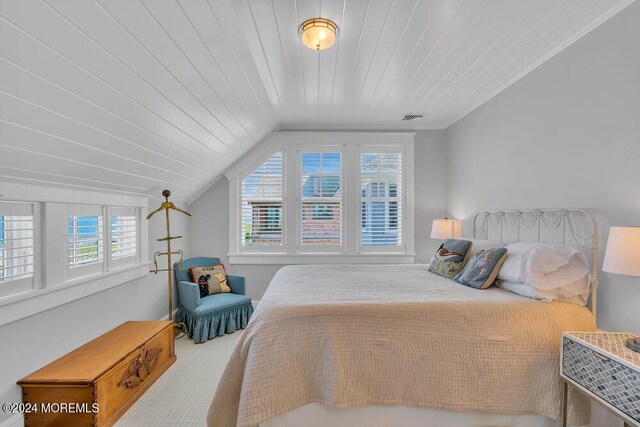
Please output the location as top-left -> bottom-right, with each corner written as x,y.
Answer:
497,242 -> 589,290
466,239 -> 506,259
496,274 -> 591,305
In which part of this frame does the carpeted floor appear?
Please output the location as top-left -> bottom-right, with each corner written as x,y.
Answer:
115,331 -> 241,427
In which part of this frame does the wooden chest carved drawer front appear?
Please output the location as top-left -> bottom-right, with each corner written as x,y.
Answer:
19,321 -> 176,427
561,332 -> 640,426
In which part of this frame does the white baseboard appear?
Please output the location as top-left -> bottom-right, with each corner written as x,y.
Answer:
252,299 -> 260,308
0,413 -> 22,427
159,308 -> 179,321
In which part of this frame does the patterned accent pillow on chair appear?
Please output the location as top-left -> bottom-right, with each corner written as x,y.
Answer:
189,265 -> 231,298
454,248 -> 509,289
427,239 -> 473,279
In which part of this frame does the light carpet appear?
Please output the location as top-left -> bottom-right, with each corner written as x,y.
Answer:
115,331 -> 241,427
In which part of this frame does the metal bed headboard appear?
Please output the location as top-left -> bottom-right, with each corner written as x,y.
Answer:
472,209 -> 599,319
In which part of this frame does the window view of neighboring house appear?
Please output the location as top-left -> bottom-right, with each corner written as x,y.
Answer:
360,153 -> 402,246
241,152 -> 284,246
300,152 -> 342,246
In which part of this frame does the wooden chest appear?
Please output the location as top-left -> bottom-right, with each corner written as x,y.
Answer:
18,321 -> 176,426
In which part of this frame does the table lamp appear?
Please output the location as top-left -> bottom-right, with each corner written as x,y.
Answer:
602,226 -> 640,352
431,217 -> 462,240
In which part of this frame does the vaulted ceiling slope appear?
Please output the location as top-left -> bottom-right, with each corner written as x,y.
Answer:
0,0 -> 634,201
0,0 -> 277,200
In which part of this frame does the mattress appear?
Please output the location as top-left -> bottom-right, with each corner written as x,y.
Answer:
208,264 -> 597,427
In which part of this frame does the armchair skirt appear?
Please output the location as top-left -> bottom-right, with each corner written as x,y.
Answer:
175,257 -> 253,343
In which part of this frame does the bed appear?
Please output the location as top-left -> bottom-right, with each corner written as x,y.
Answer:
208,209 -> 600,427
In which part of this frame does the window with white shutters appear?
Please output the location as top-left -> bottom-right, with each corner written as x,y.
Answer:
229,137 -> 414,263
300,152 -> 342,248
111,208 -> 137,264
0,191 -> 148,324
360,152 -> 403,248
0,202 -> 36,297
68,206 -> 104,277
241,152 -> 284,247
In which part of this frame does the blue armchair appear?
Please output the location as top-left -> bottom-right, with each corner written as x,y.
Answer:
174,257 -> 253,343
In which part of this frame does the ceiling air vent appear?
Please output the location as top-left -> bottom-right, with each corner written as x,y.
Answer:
402,113 -> 424,121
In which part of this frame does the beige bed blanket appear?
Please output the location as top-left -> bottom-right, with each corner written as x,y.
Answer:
208,265 -> 596,427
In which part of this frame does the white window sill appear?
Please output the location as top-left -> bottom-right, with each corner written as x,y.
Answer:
0,262 -> 150,327
228,253 -> 416,265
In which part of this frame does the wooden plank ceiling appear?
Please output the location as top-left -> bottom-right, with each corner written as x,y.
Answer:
0,0 -> 634,200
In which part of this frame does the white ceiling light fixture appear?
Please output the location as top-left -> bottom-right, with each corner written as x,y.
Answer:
299,18 -> 338,51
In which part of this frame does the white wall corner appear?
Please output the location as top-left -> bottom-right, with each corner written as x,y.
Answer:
186,175 -> 223,206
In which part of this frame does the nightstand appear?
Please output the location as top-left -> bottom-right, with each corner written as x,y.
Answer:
561,332 -> 640,427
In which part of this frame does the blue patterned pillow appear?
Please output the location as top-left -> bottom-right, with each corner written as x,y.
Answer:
427,239 -> 473,279
453,248 -> 508,289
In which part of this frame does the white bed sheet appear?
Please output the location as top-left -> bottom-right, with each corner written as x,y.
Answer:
262,402 -> 617,427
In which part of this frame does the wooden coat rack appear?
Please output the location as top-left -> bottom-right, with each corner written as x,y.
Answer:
147,190 -> 191,327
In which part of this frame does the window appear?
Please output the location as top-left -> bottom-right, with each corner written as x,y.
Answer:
67,205 -> 141,278
0,202 -> 36,297
111,208 -> 137,263
228,133 -> 414,263
0,184 -> 149,327
68,205 -> 105,279
300,152 -> 342,247
360,152 -> 402,248
241,152 -> 283,247
68,214 -> 104,269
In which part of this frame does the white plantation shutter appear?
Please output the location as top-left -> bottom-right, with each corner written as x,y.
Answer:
360,152 -> 403,247
300,152 -> 342,247
68,206 -> 104,271
111,208 -> 137,262
241,152 -> 283,246
0,203 -> 35,292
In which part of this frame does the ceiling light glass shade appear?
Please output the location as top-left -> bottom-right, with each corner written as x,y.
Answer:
299,18 -> 338,51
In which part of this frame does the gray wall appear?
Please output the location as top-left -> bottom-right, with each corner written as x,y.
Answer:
446,0 -> 640,333
0,195 -> 190,423
188,130 -> 448,300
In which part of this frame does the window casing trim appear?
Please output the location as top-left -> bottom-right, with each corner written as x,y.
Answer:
227,253 -> 416,265
228,132 -> 415,264
0,182 -> 149,326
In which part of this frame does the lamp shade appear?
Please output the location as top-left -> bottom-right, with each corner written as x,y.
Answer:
603,226 -> 640,277
431,218 -> 462,240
